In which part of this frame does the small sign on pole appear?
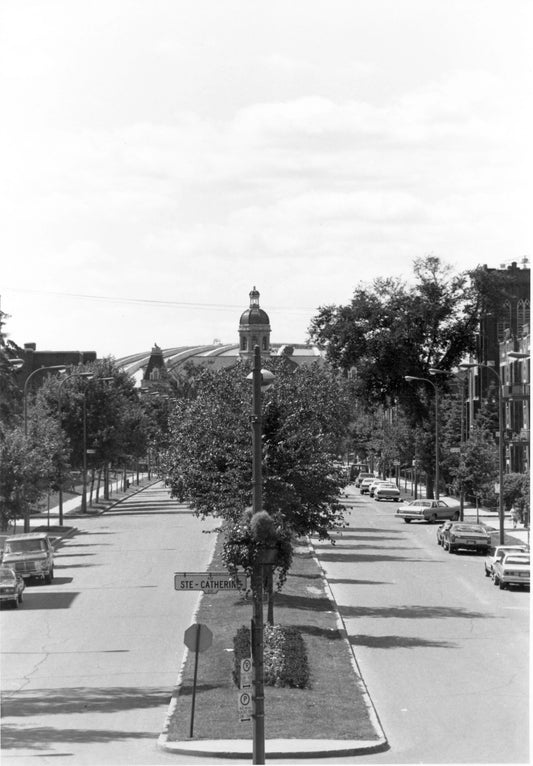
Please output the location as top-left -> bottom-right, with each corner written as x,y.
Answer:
240,657 -> 252,688
238,690 -> 252,722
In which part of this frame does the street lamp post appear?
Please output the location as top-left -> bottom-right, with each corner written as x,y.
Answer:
405,375 -> 440,501
460,362 -> 505,545
430,368 -> 467,519
247,345 -> 274,766
57,372 -> 94,524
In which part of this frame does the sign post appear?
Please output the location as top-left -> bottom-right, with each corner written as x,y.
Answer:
183,623 -> 213,738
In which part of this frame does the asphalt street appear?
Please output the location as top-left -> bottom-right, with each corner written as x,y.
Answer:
0,483 -> 219,766
310,488 -> 530,765
1,483 -> 529,766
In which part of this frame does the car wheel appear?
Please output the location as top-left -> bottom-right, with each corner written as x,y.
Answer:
499,580 -> 506,590
448,545 -> 455,554
44,572 -> 52,585
452,512 -> 460,521
429,514 -> 437,523
404,518 -> 411,523
18,592 -> 23,604
12,598 -> 19,609
484,567 -> 491,577
493,575 -> 500,586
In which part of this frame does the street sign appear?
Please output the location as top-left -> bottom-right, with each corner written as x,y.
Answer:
450,447 -> 461,453
174,571 -> 248,592
184,623 -> 213,653
240,657 -> 252,688
393,459 -> 401,465
238,690 -> 252,722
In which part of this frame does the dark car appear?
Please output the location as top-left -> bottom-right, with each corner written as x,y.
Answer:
0,566 -> 25,608
441,523 -> 491,555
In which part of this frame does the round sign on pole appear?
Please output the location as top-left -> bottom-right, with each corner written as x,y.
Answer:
184,623 -> 213,653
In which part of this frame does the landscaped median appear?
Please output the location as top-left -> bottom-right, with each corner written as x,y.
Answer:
159,530 -> 388,759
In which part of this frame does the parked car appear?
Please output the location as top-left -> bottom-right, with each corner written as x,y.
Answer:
368,479 -> 388,497
0,566 -> 25,607
349,463 -> 369,482
492,553 -> 530,590
441,523 -> 491,555
355,472 -> 374,488
374,482 -> 401,502
395,499 -> 460,523
1,532 -> 55,583
359,477 -> 375,494
436,520 -> 455,545
484,545 -> 529,577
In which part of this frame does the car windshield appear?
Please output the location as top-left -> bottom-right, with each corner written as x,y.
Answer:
0,567 -> 16,580
411,501 -> 430,507
4,539 -> 46,553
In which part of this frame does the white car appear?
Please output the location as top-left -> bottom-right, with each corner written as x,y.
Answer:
374,483 -> 401,502
395,499 -> 460,523
492,553 -> 530,590
359,477 -> 375,494
484,545 -> 529,577
368,479 -> 388,497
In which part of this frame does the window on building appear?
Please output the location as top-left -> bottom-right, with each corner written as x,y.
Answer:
262,336 -> 268,350
517,300 -> 530,337
497,301 -> 512,341
241,336 -> 247,351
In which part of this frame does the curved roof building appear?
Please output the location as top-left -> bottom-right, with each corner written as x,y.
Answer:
115,287 -> 323,388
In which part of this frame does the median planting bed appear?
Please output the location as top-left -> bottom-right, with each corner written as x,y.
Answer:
165,530 -> 380,743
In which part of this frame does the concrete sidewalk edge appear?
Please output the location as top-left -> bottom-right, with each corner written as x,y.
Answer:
157,735 -> 389,759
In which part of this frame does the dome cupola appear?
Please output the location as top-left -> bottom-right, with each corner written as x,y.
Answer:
239,286 -> 271,357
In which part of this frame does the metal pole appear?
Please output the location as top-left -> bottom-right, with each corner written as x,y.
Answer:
81,394 -> 88,513
251,344 -> 265,765
434,384 -> 439,501
498,382 -> 505,545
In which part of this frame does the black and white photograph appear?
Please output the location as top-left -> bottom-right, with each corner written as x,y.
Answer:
1,2 -> 530,765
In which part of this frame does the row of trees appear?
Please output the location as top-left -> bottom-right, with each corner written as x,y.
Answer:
309,256 -> 529,518
0,342 -> 171,530
1,256 -> 528,577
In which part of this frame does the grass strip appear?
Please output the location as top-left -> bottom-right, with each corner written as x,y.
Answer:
166,530 -> 379,742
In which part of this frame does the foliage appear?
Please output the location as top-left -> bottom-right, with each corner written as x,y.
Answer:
308,257 -> 513,492
222,513 -> 293,587
232,623 -> 310,689
36,357 -> 148,472
449,423 -> 498,504
503,473 -> 530,520
0,414 -> 65,530
162,361 -> 350,586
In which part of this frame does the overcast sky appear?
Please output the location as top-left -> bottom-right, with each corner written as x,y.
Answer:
1,0 -> 531,358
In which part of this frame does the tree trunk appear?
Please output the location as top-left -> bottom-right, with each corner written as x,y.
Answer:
96,468 -> 102,502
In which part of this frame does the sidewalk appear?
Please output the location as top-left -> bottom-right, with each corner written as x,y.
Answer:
1,474 -> 157,542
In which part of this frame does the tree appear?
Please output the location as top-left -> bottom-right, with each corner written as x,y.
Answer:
161,360 -> 351,590
0,413 -> 65,531
308,257 -> 509,496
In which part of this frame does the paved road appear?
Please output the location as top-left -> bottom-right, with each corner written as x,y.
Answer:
310,489 -> 530,765
1,482 -> 219,766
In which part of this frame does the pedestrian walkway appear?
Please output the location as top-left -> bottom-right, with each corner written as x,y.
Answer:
3,473 -> 155,536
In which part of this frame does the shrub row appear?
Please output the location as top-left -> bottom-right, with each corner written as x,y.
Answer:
233,623 -> 310,689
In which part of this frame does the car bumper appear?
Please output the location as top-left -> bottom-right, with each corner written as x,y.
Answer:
449,540 -> 490,551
